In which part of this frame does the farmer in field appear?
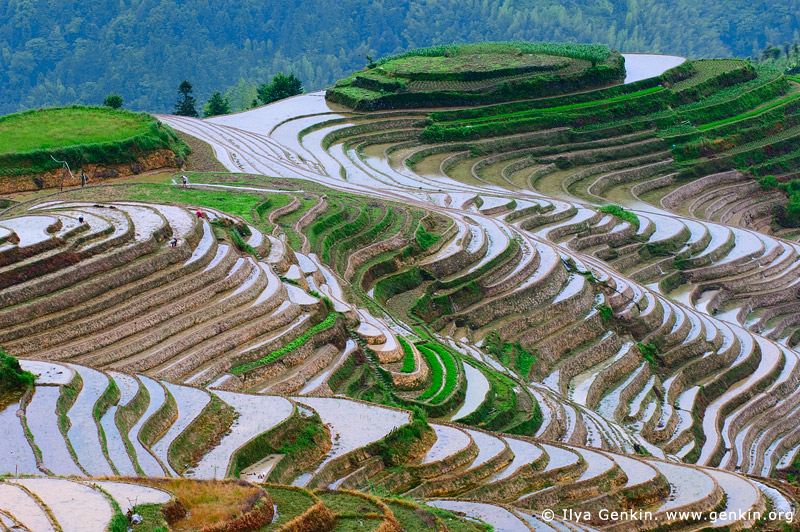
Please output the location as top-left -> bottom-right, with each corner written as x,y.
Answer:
81,171 -> 88,187
182,175 -> 189,188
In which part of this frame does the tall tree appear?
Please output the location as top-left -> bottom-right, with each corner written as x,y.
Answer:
174,80 -> 198,117
203,91 -> 230,117
256,73 -> 304,105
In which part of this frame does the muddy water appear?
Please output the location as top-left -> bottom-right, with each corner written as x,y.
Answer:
65,365 -> 113,476
448,362 -> 490,421
0,390 -> 38,475
0,483 -> 56,532
25,386 -> 83,476
13,478 -> 112,532
152,382 -> 210,476
91,481 -> 171,511
129,376 -> 168,477
191,392 -> 293,479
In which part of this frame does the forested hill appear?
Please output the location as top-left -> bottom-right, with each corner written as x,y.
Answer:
1,0 -> 799,114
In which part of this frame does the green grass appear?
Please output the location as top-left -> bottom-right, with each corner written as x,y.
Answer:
671,59 -> 749,90
125,184 -> 272,222
263,486 -> 317,529
398,337 -> 416,373
231,313 -> 339,374
417,345 -> 445,401
0,106 -> 154,155
697,90 -> 800,130
383,501 -> 439,530
416,343 -> 459,403
444,86 -> 664,125
0,349 -> 35,395
598,204 -> 640,229
381,52 -> 565,78
414,225 -> 441,250
376,41 -> 611,67
316,492 -> 381,516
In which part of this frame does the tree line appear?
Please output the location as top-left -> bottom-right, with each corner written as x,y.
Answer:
0,0 -> 799,115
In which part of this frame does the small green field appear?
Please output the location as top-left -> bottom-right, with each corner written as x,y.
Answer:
0,106 -> 153,155
0,106 -> 188,183
326,41 -> 624,111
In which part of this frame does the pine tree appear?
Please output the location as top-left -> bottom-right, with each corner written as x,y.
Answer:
256,72 -> 304,105
203,91 -> 230,117
174,80 -> 198,117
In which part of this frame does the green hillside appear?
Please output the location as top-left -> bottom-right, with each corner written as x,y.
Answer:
327,42 -> 624,110
0,106 -> 188,188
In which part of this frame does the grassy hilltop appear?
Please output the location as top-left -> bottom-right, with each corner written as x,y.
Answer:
326,42 -> 624,110
0,106 -> 188,192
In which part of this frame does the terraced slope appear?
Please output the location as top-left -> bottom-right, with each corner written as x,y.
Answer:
0,476 -> 496,532
153,54 -> 800,480
3,46 -> 800,531
2,360 -> 792,531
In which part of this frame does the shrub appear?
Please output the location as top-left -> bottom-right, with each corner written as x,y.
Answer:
0,349 -> 34,395
160,499 -> 188,524
637,342 -> 660,369
415,225 -> 441,250
103,94 -> 123,109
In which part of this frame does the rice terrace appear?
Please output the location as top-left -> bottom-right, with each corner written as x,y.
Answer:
4,41 -> 800,532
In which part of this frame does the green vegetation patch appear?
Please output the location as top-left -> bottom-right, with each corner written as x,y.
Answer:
0,106 -> 188,177
0,106 -> 154,155
597,204 -> 640,229
231,313 -> 339,374
416,343 -> 459,403
399,337 -> 416,373
0,350 -> 34,395
169,394 -> 236,474
127,184 -> 267,222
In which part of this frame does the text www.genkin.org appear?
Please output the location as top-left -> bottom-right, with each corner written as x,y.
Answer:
540,508 -> 795,524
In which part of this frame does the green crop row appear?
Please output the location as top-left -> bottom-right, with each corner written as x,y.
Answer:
373,266 -> 432,304
422,89 -> 672,142
399,337 -> 416,373
678,66 -> 783,111
231,313 -> 339,374
309,200 -> 346,238
598,204 -> 640,230
678,75 -> 790,125
698,90 -> 800,131
671,59 -> 750,91
416,345 -> 444,401
444,86 -> 664,126
416,343 -> 459,403
321,203 -> 369,263
425,343 -> 459,404
415,224 -> 441,250
430,60 -> 694,123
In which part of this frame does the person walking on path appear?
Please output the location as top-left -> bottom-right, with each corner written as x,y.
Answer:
171,237 -> 178,247
181,175 -> 189,188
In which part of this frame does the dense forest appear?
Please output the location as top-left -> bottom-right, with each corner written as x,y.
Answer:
0,0 -> 799,114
